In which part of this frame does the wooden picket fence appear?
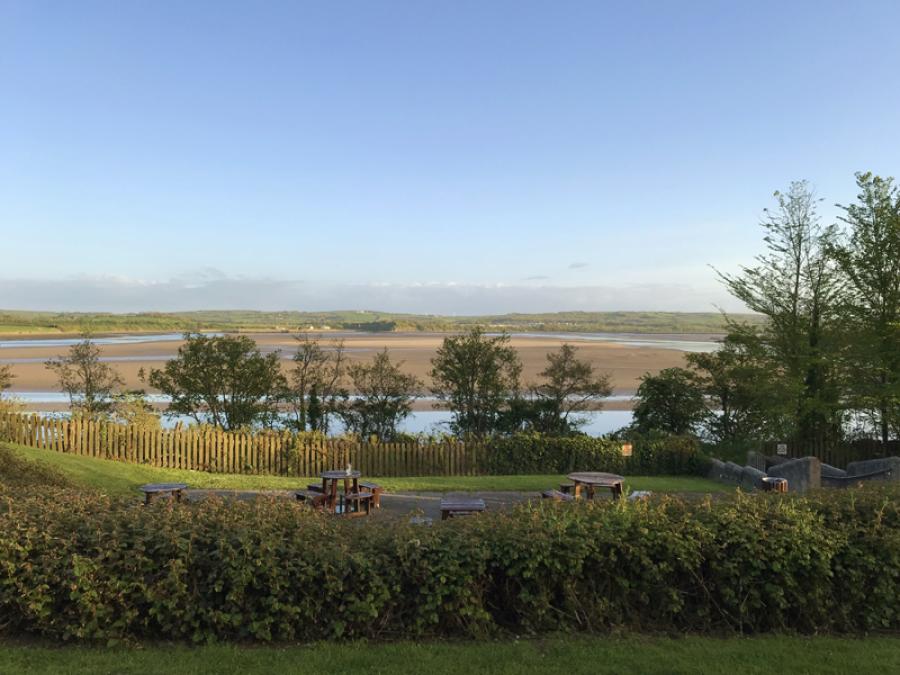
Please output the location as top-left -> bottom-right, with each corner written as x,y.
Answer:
0,412 -> 481,477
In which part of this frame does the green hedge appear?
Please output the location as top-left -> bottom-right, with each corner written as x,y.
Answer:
482,433 -> 709,476
2,484 -> 898,642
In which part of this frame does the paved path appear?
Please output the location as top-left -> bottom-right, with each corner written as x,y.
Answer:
184,488 -> 538,522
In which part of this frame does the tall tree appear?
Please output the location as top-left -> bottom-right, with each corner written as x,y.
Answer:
338,349 -> 420,440
533,343 -> 612,433
148,333 -> 285,430
632,367 -> 706,435
686,326 -> 792,443
831,172 -> 900,444
718,181 -> 844,447
430,328 -> 522,437
286,334 -> 347,433
44,335 -> 124,417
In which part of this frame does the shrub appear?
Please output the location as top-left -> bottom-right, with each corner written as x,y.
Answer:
482,432 -> 707,475
1,485 -> 899,642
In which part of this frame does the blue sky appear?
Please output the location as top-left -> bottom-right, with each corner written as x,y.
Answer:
2,1 -> 899,314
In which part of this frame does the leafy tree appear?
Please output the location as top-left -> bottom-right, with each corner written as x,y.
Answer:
286,334 -> 347,433
718,181 -> 845,446
686,327 -> 792,443
531,343 -> 612,434
632,367 -> 706,435
44,335 -> 124,417
148,333 -> 285,430
338,349 -> 420,440
831,172 -> 900,444
430,328 -> 522,437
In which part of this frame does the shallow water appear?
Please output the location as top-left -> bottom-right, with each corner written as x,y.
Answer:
1,331 -> 719,353
22,405 -> 634,437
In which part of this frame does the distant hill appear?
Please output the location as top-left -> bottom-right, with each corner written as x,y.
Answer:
0,310 -> 763,336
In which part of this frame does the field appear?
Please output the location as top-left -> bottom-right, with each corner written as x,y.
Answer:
0,309 -> 761,335
3,443 -> 727,496
2,636 -> 898,674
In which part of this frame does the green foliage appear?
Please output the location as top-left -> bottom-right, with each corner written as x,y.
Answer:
718,181 -> 845,447
44,335 -> 124,417
686,327 -> 793,443
285,334 -> 347,433
632,367 -> 706,435
430,329 -> 522,437
831,172 -> 900,443
1,485 -> 898,642
531,343 -> 613,434
148,333 -> 285,430
482,433 -> 707,476
338,349 -> 421,440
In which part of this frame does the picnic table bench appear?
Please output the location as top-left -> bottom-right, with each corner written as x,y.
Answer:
542,489 -> 575,502
295,490 -> 328,509
440,497 -> 486,520
339,491 -> 376,517
139,483 -> 187,505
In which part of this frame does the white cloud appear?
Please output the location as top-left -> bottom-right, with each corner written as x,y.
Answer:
0,274 -> 748,314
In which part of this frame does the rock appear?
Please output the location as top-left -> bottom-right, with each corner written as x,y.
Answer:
845,457 -> 900,481
820,463 -> 847,478
741,466 -> 767,491
768,456 -> 821,494
724,461 -> 744,483
708,458 -> 726,481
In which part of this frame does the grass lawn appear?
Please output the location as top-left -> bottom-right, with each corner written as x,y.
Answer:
1,636 -> 898,674
4,443 -> 730,497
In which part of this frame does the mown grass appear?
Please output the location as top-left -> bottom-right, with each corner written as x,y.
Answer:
1,635 -> 898,674
3,443 -> 729,497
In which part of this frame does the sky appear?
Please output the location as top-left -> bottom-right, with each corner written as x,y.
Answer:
2,0 -> 899,315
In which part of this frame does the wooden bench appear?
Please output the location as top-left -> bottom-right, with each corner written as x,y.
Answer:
440,497 -> 486,521
139,483 -> 187,505
306,483 -> 324,493
542,489 -> 574,502
339,491 -> 375,517
294,490 -> 328,509
359,481 -> 384,508
559,483 -> 576,495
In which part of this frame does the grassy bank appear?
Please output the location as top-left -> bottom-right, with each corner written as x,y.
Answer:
1,636 -> 897,674
0,309 -> 761,335
3,443 -> 728,496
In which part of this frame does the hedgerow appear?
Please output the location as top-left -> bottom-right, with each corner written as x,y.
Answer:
482,433 -> 708,475
1,484 -> 898,642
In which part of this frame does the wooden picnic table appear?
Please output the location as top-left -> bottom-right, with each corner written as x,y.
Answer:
566,472 -> 625,500
320,470 -> 362,514
139,483 -> 188,505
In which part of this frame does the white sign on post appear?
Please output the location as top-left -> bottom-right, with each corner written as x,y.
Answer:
776,443 -> 788,456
